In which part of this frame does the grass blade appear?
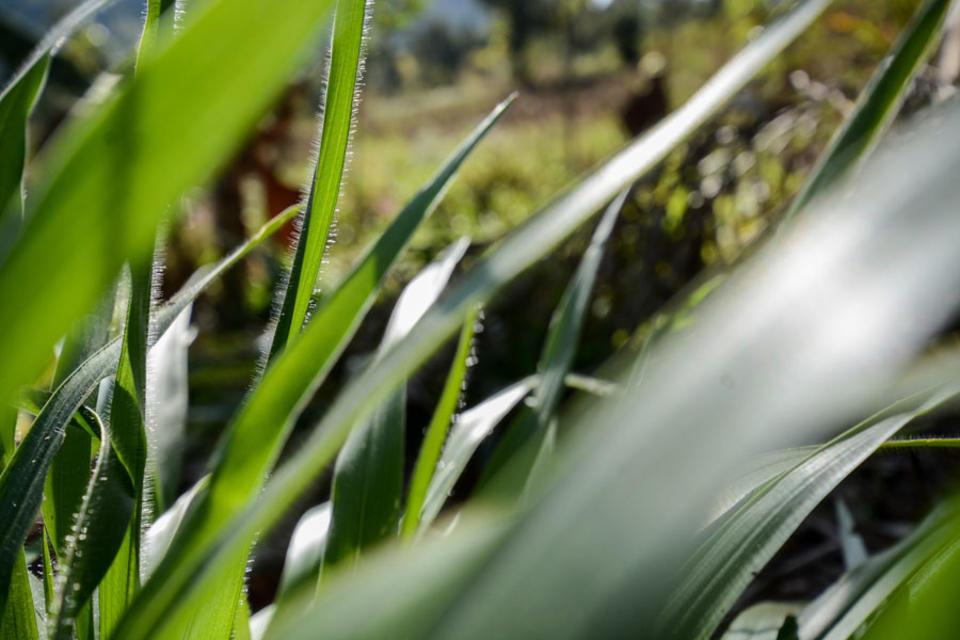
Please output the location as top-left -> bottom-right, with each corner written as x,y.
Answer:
110,3 -> 832,632
482,189 -> 626,493
0,205 -> 296,613
112,98 -> 512,639
419,380 -> 536,532
781,0 -> 953,223
0,0 -> 338,410
269,0 -> 371,360
0,551 -> 38,640
401,310 -> 478,539
324,239 -> 470,570
277,503 -> 332,600
660,387 -> 960,640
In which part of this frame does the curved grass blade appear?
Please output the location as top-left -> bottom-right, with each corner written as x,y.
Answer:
419,379 -> 536,532
109,4 -> 833,633
401,310 -> 478,539
49,410 -> 135,640
143,476 -> 208,580
780,0 -> 953,224
0,0 -> 338,410
0,205 -> 296,613
277,503 -> 332,601
324,238 -> 470,571
795,504 -> 959,640
113,97 -> 513,639
269,0 -> 371,361
660,387 -> 960,640
481,189 -> 626,494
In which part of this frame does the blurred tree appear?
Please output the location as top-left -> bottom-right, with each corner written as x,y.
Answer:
478,0 -> 555,85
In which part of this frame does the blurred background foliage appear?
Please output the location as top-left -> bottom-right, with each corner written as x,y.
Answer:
3,0 -> 952,611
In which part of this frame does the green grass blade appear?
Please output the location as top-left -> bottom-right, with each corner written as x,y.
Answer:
796,504 -> 959,639
268,0 -> 371,361
781,0 -> 953,224
49,410 -> 135,640
142,477 -> 208,580
0,551 -> 38,640
401,310 -> 478,540
0,56 -> 49,231
277,503 -> 332,601
0,0 -> 338,409
109,3 -> 830,632
482,189 -> 626,493
324,239 -> 469,570
419,380 -> 536,532
660,388 -> 960,640
0,206 -> 295,614
112,97 -> 512,639
146,304 -> 192,513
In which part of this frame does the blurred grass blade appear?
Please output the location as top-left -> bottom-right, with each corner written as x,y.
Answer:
402,310 -> 478,539
796,504 -> 959,639
720,602 -> 800,640
50,410 -> 136,640
265,519 -> 508,640
0,206 -> 296,612
0,0 -> 338,409
269,0 -> 371,360
660,387 -> 960,640
0,56 -> 48,230
114,98 -> 512,639
324,238 -> 470,570
113,3 -> 832,631
277,503 -> 332,600
482,189 -> 626,493
781,0 -> 953,223
419,380 -> 536,532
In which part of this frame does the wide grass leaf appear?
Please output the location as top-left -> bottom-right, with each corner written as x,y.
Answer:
660,387 -> 960,640
324,238 -> 470,570
0,0 -> 338,410
112,97 -> 512,639
109,3 -> 833,634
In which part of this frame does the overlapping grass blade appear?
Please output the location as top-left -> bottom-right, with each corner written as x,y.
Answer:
402,310 -> 478,539
109,4 -> 832,633
781,0 -> 953,223
113,97 -> 512,639
324,238 -> 470,570
796,504 -> 960,639
49,410 -> 135,640
660,387 -> 960,640
481,189 -> 626,493
279,503 -> 332,600
0,56 -> 48,232
0,205 -> 297,612
0,0 -> 338,410
269,0 -> 371,360
0,552 -> 38,640
419,380 -> 536,532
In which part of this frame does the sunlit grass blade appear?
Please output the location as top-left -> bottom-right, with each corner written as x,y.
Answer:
780,0 -> 953,224
113,97 -> 512,639
659,387 -> 960,640
419,380 -> 536,532
721,602 -> 800,640
401,310 -> 478,539
324,239 -> 469,571
0,205 -> 296,612
269,0 -> 371,361
279,503 -> 332,599
481,189 -> 626,494
112,3 -> 832,631
0,0 -> 338,410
